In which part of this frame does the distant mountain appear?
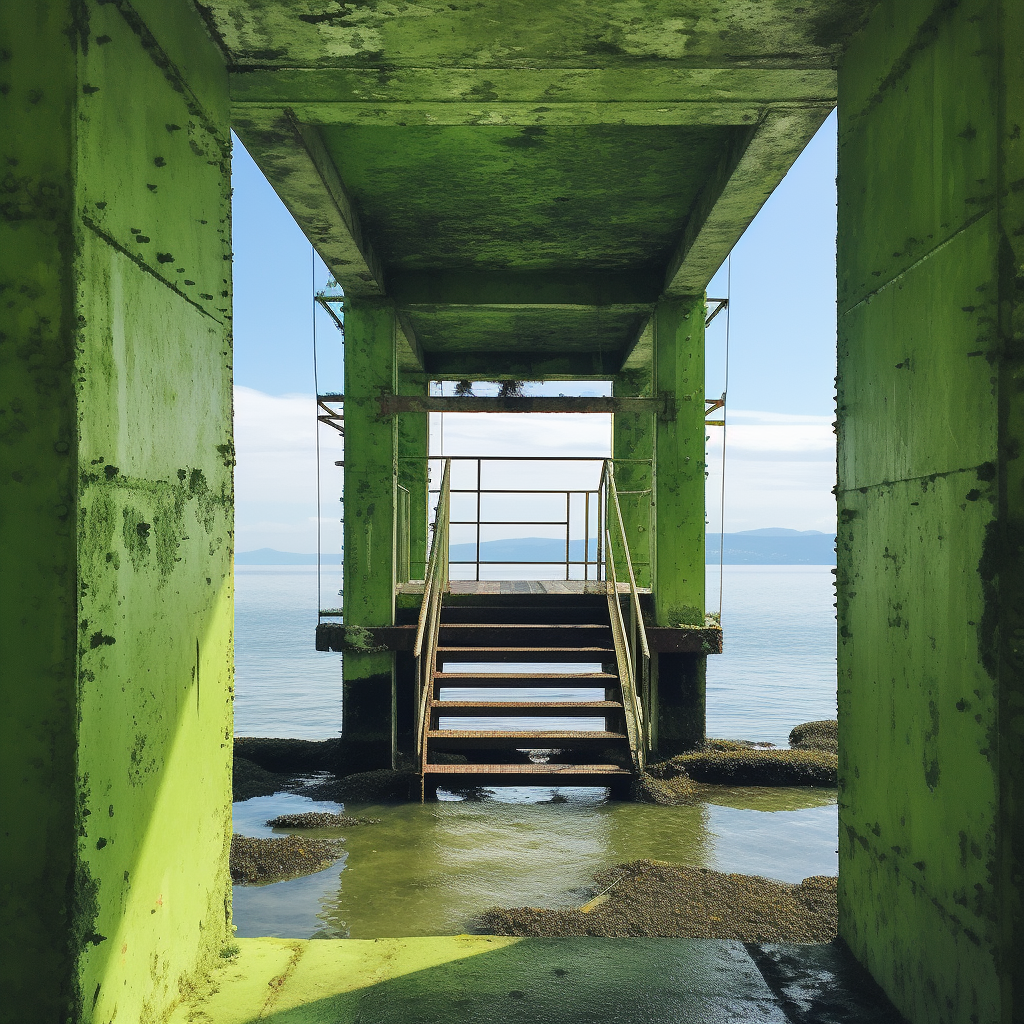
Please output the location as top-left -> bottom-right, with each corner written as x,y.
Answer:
732,528 -> 828,537
707,533 -> 835,564
235,549 -> 341,565
452,535 -> 836,566
237,532 -> 836,567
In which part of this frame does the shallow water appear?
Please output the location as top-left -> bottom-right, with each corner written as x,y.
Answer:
233,563 -> 838,938
232,787 -> 837,939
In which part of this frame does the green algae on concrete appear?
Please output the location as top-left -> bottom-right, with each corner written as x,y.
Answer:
0,3 -> 234,1022
342,299 -> 401,769
835,0 -> 1024,1020
651,297 -> 707,755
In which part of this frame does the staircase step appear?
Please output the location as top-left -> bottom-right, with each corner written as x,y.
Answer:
437,647 -> 614,663
422,763 -> 632,787
435,671 -> 618,688
438,624 -> 612,647
432,700 -> 622,716
441,604 -> 608,625
427,729 -> 628,750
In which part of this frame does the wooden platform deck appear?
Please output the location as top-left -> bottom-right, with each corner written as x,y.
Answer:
397,580 -> 648,596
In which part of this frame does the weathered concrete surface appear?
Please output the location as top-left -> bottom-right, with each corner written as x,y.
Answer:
168,935 -> 905,1024
342,299 -> 400,769
835,0 -> 1024,1020
0,3 -> 234,1021
211,0 -> 839,377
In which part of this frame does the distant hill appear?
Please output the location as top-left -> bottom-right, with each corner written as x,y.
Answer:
708,530 -> 836,564
237,531 -> 836,567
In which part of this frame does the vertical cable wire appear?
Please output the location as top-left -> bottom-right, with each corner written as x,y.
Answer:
718,255 -> 731,619
312,245 -> 322,620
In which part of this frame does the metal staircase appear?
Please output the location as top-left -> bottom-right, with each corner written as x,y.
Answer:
413,460 -> 649,799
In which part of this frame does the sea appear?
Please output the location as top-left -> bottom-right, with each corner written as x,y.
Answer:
234,563 -> 838,746
231,563 -> 839,938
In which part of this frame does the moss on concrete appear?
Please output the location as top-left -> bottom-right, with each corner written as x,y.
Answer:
480,860 -> 837,942
229,834 -> 344,885
1,3 -> 233,1021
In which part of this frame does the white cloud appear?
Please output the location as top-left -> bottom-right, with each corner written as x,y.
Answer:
233,390 -> 835,552
234,386 -> 343,552
706,410 -> 836,533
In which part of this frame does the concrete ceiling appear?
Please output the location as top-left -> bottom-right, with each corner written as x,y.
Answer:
200,0 -> 860,377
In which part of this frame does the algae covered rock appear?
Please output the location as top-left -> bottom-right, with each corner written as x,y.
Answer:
266,812 -> 380,829
232,756 -> 300,802
480,859 -> 837,942
789,719 -> 838,754
648,747 -> 837,787
300,768 -> 420,803
632,770 -> 700,805
229,833 -> 344,884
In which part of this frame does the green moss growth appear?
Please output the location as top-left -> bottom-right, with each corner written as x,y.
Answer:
266,812 -> 380,829
234,736 -> 343,773
229,834 -> 344,885
648,748 -> 837,787
232,757 -> 300,802
789,719 -> 838,754
480,860 -> 838,942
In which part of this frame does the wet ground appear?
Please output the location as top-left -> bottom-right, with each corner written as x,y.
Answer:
170,935 -> 906,1024
231,785 -> 837,939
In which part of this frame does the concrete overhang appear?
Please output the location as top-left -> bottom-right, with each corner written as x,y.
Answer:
198,1 -> 861,375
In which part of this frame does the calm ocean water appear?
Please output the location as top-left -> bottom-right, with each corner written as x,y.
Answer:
234,563 -> 837,746
232,563 -> 838,938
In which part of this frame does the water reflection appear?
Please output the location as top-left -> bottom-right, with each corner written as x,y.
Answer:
231,786 -> 837,940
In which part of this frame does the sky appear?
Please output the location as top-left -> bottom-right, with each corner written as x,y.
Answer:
231,112 -> 838,553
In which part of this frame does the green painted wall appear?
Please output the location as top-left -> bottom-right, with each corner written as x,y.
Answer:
0,3 -> 234,1021
342,299 -> 399,769
836,0 -> 1024,1019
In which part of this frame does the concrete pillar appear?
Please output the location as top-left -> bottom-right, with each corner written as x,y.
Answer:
836,1 -> 1023,1019
652,297 -> 707,753
342,299 -> 398,769
0,3 -> 233,1021
398,375 -> 429,581
612,359 -> 654,590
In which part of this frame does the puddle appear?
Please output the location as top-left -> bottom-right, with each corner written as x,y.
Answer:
232,786 -> 837,939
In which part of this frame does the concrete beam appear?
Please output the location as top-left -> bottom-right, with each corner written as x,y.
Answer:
230,67 -> 837,110
423,351 -> 626,380
378,396 -> 664,415
231,110 -> 385,296
390,271 -> 661,307
664,105 -> 834,295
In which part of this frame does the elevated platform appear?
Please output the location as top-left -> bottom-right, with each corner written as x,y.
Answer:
397,580 -> 646,596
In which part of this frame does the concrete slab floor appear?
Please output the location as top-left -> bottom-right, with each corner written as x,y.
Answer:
170,936 -> 906,1023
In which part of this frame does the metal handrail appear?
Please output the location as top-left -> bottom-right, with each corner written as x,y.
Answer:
414,459 -> 451,758
600,460 -> 651,768
422,456 -> 639,580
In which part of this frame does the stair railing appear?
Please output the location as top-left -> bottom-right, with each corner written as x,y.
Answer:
601,460 -> 651,769
414,458 -> 451,759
